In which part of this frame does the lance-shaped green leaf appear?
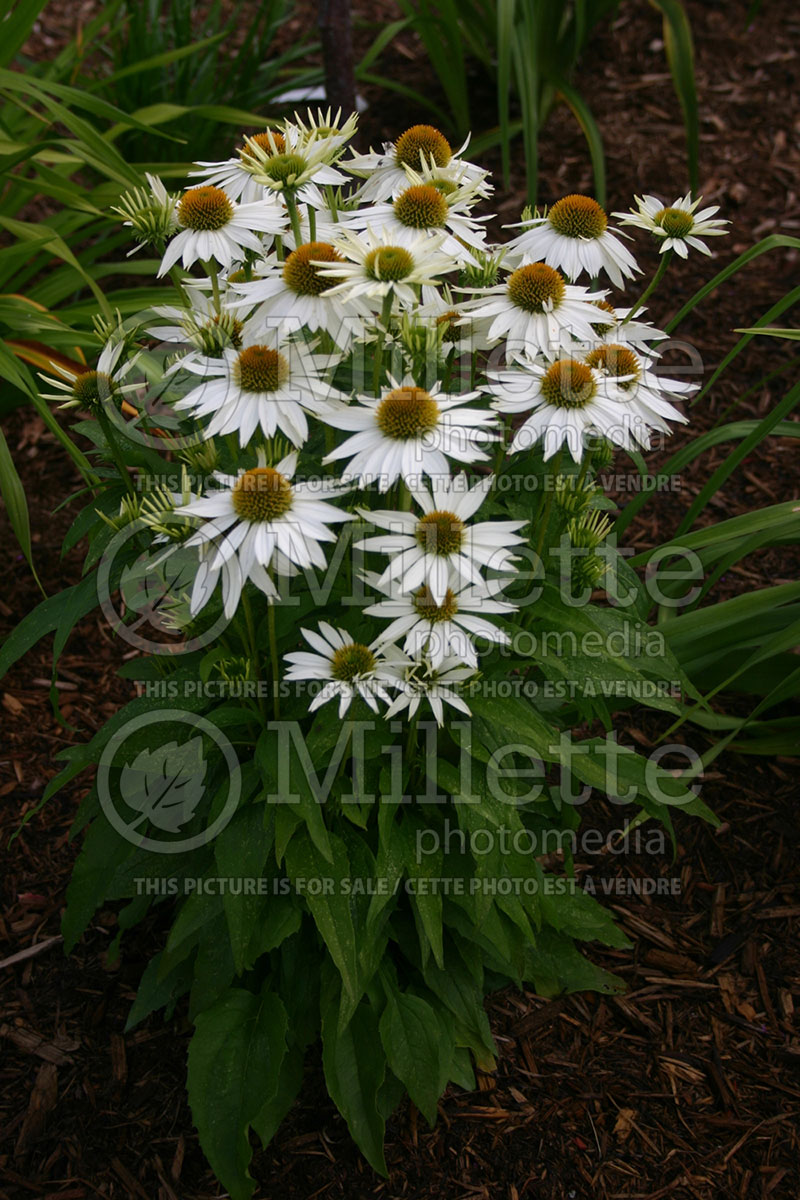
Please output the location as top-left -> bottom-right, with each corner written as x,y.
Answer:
187,986 -> 288,1200
379,988 -> 449,1126
321,966 -> 387,1175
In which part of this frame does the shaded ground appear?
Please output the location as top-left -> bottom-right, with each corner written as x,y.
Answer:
2,1 -> 800,1197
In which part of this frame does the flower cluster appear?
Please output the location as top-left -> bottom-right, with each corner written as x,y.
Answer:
51,110 -> 728,724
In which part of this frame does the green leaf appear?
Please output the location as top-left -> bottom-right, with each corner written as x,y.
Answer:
62,815 -> 135,952
125,951 -> 193,1031
379,989 -> 447,1125
524,926 -> 625,996
259,725 -> 333,862
423,950 -> 496,1071
666,235 -> 800,333
251,1042 -> 306,1148
321,965 -> 387,1176
539,881 -> 631,948
285,831 -> 361,1016
187,986 -> 288,1200
215,805 -> 276,972
555,79 -> 606,207
0,424 -> 43,591
0,0 -> 51,68
649,0 -> 699,193
735,326 -> 800,339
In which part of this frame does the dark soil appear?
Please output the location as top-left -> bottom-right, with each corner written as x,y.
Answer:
2,1 -> 800,1198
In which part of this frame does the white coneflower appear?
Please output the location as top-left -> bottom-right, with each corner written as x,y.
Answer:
382,652 -> 475,725
112,172 -> 179,255
148,286 -> 257,361
583,342 -> 692,448
40,340 -> 139,412
581,299 -> 668,351
356,473 -> 526,603
346,124 -> 491,202
283,622 -> 395,718
320,377 -> 500,491
226,242 -> 371,348
613,193 -> 729,257
157,185 -> 286,275
312,228 -> 454,310
190,130 -> 289,204
364,571 -> 514,669
172,335 -> 346,447
486,357 -> 626,462
414,289 -> 499,355
463,262 -> 607,361
245,131 -> 348,200
505,194 -> 640,288
342,171 -> 490,265
173,451 -> 353,618
285,107 -> 359,156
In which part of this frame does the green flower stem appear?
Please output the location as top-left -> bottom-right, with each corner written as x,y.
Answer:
623,250 -> 673,324
372,290 -> 395,396
575,446 -> 595,493
168,265 -> 190,306
285,192 -> 303,247
241,587 -> 266,719
397,481 -> 411,511
275,235 -> 285,263
96,408 -> 135,497
489,415 -> 508,495
207,261 -> 221,314
442,347 -> 455,393
267,584 -> 281,719
308,204 -> 317,242
404,709 -> 419,762
534,445 -> 564,561
326,185 -> 339,221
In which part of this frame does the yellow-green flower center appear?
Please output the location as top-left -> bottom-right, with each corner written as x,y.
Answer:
178,186 -> 233,231
330,642 -> 376,682
393,184 -> 449,230
507,263 -> 566,313
413,585 -> 458,622
585,343 -> 640,389
592,298 -> 617,337
283,241 -> 344,296
540,359 -> 597,409
548,194 -> 607,239
395,125 -> 452,170
232,467 -> 293,522
365,245 -> 414,282
235,346 -> 290,393
376,387 -> 439,441
72,369 -> 115,411
239,130 -> 285,166
655,207 -> 695,238
415,510 -> 464,555
261,153 -> 306,185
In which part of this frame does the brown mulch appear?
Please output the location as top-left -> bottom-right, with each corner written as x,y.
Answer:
2,1 -> 800,1198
